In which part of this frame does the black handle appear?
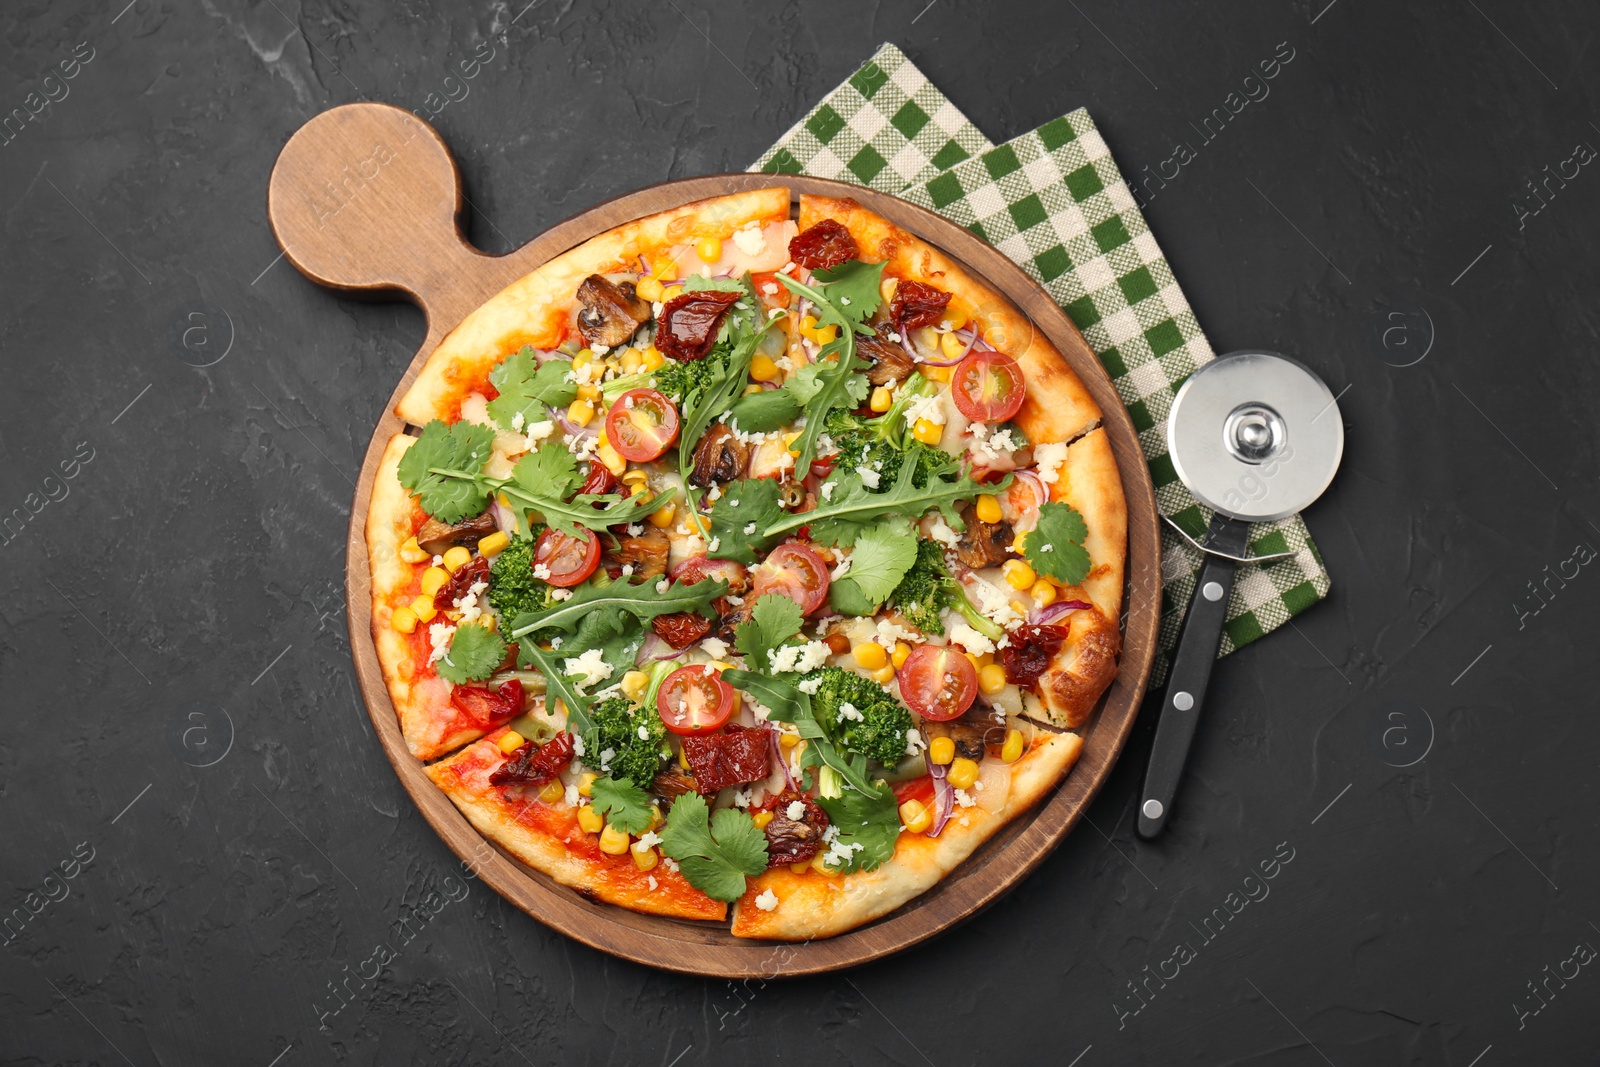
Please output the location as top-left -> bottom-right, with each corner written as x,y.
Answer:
1137,515 -> 1252,839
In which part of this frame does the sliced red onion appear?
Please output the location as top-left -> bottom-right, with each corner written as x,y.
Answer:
554,409 -> 600,443
1001,469 -> 1046,523
531,347 -> 566,364
769,729 -> 798,792
489,497 -> 518,534
1031,599 -> 1093,625
928,759 -> 955,838
633,633 -> 680,666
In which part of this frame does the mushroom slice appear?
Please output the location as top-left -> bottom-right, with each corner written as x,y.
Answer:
416,511 -> 499,555
688,423 -> 751,488
575,274 -> 650,348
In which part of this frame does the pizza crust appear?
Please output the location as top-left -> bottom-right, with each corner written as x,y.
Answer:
729,731 -> 1084,940
397,187 -> 792,426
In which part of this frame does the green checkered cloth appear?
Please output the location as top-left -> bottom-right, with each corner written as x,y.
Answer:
753,45 -> 1330,682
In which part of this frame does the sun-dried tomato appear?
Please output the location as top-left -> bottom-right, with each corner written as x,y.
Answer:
577,461 -> 619,499
651,771 -> 699,801
652,611 -> 712,650
758,790 -> 830,868
1000,624 -> 1070,690
681,724 -> 772,795
489,730 -> 574,787
655,289 -> 741,361
788,219 -> 860,272
890,280 -> 953,332
450,679 -> 524,729
433,554 -> 492,611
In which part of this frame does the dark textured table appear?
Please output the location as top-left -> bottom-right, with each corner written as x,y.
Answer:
4,2 -> 1596,1064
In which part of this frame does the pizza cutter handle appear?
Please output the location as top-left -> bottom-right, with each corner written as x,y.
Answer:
1136,514 -> 1253,839
266,101 -> 496,331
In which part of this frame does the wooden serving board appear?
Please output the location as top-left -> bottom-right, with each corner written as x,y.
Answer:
267,102 -> 1161,977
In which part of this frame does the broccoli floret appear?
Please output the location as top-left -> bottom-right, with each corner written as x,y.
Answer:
652,357 -> 716,403
889,539 -> 1004,642
583,697 -> 669,784
803,666 -> 915,767
824,374 -> 954,490
487,530 -> 550,620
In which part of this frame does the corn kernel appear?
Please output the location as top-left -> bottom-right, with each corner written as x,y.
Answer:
497,730 -> 527,755
924,364 -> 952,383
891,641 -> 912,669
790,860 -> 811,875
852,642 -> 888,670
390,605 -> 418,633
642,346 -> 666,371
948,757 -> 980,790
420,566 -> 450,596
1029,580 -> 1057,608
940,331 -> 967,361
870,664 -> 896,684
1001,729 -> 1025,764
662,284 -> 684,302
620,670 -> 649,701
538,779 -> 565,804
620,347 -> 644,374
750,354 -> 781,382
811,852 -> 841,876
974,494 -> 1003,524
596,441 -> 626,477
964,651 -> 981,670
632,844 -> 659,871
979,663 -> 1008,695
648,804 -> 664,831
1003,559 -> 1036,589
1010,599 -> 1030,617
742,383 -> 764,396
779,731 -> 800,749
647,502 -> 676,528
572,348 -> 594,372
566,399 -> 595,427
577,382 -> 602,403
912,418 -> 943,446
695,236 -> 723,262
801,315 -> 819,332
812,324 -> 838,345
399,536 -> 430,564
869,386 -> 893,413
409,595 -> 438,623
879,276 -> 899,304
751,810 -> 775,829
636,276 -> 664,302
939,308 -> 969,333
899,799 -> 933,834
577,805 -> 604,834
650,254 -> 676,279
577,772 -> 597,798
477,531 -> 510,558
599,822 -> 631,855
442,546 -> 472,573
928,736 -> 956,765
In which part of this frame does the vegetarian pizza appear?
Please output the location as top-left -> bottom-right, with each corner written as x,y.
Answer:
366,186 -> 1126,939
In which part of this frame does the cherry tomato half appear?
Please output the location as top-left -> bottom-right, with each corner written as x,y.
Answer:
951,349 -> 1026,423
751,541 -> 831,615
670,555 -> 748,589
899,644 -> 979,722
534,527 -> 600,588
605,388 -> 680,463
656,664 -> 738,736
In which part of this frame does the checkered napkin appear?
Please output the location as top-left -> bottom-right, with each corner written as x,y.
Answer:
753,44 -> 1330,680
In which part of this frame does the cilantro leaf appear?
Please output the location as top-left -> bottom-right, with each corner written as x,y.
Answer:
435,621 -> 508,685
501,447 -> 674,537
658,793 -> 768,902
816,780 -> 900,873
727,388 -> 801,433
396,420 -> 496,523
733,594 -> 805,670
810,258 -> 886,330
486,348 -> 577,430
509,441 -> 582,498
588,777 -> 654,835
785,460 -> 1005,547
1024,501 -> 1091,586
706,478 -> 784,565
830,521 -> 918,606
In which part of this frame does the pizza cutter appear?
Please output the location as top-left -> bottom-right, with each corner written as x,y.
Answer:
1136,350 -> 1344,839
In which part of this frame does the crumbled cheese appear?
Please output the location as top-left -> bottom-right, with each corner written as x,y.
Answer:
821,481 -> 837,502
797,676 -> 824,695
524,420 -> 555,448
647,875 -> 659,891
904,728 -> 927,756
532,563 -> 552,580
598,747 -> 616,772
769,640 -> 831,674
1040,544 -> 1052,552
837,701 -> 864,723
928,520 -> 960,548
620,564 -> 634,578
754,889 -> 780,912
733,789 -> 753,809
571,734 -> 585,756
563,647 -> 613,690
432,554 -> 444,567
510,411 -> 525,431
564,783 -> 580,806
637,725 -> 650,740
731,223 -> 767,257
743,522 -> 758,535
453,579 -> 490,623
1034,441 -> 1069,484
874,618 -> 918,650
954,788 -> 978,809
855,466 -> 881,489
700,636 -> 729,660
427,622 -> 456,665
968,575 -> 1024,630
904,391 -> 946,427
551,589 -> 573,601
726,595 -> 745,607
656,578 -> 670,594
727,498 -> 740,508
550,636 -> 563,649
707,536 -> 721,553
662,857 -> 679,872
628,524 -> 644,536
829,554 -> 851,581
949,621 -> 997,656
634,830 -> 661,851
786,800 -> 806,821
590,344 -> 611,357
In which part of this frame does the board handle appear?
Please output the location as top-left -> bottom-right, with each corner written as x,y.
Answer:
267,102 -> 493,330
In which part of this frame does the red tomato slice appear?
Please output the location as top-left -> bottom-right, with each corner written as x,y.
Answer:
534,527 -> 600,588
951,349 -> 1026,423
899,644 -> 979,722
751,541 -> 831,615
752,271 -> 792,310
656,665 -> 738,736
670,555 -> 748,588
605,388 -> 680,462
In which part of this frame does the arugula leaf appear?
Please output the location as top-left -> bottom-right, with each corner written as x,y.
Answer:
827,579 -> 880,617
816,780 -> 900,873
508,576 -> 727,641
435,621 -> 508,685
658,793 -> 768,903
831,521 -> 918,605
727,388 -> 801,433
810,259 -> 887,330
680,274 -> 747,294
396,420 -> 496,523
486,348 -> 577,430
516,640 -> 595,736
779,461 -> 1007,547
733,594 -> 805,670
722,670 -> 884,803
706,478 -> 785,565
788,345 -> 868,471
1024,501 -> 1091,586
588,777 -> 654,835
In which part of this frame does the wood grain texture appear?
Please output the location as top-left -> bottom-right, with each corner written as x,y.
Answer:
268,101 -> 1160,978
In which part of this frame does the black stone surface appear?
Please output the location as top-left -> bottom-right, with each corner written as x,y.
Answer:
3,1 -> 1597,1064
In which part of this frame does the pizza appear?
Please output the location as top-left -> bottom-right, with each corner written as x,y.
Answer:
365,186 -> 1126,940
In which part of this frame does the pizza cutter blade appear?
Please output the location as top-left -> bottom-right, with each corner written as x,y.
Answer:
1136,350 -> 1344,839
